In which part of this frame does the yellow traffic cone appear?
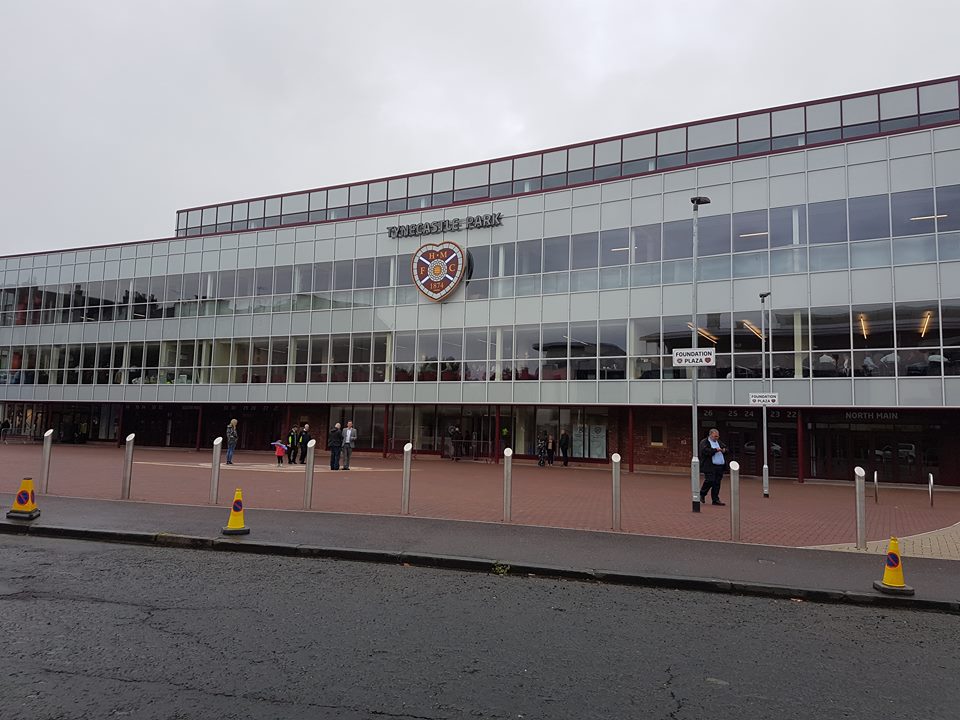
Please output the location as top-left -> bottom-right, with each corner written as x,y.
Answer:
221,488 -> 250,536
7,478 -> 40,521
872,537 -> 914,596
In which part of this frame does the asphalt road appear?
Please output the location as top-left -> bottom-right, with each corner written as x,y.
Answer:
1,536 -> 957,720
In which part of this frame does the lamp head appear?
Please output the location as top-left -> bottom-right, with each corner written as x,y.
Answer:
690,196 -> 711,207
759,291 -> 771,299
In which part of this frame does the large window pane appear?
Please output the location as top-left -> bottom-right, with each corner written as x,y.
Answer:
333,260 -> 353,290
810,306 -> 850,350
732,251 -> 768,278
936,184 -> 960,232
892,189 -> 935,236
896,301 -> 939,348
599,228 -> 629,267
853,303 -> 894,349
571,232 -> 599,269
516,239 -> 541,275
850,239 -> 890,268
662,219 -> 693,260
893,235 -> 936,264
733,210 -> 768,252
808,200 -> 847,244
697,214 -> 731,256
632,224 -> 661,263
770,205 -> 808,247
490,243 -> 515,277
848,195 -> 890,241
543,236 -> 569,272
809,244 -> 848,271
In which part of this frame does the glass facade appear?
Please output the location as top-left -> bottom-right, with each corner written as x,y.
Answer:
3,76 -> 960,482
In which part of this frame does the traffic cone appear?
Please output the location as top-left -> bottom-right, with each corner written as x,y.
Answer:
872,537 -> 914,596
6,478 -> 40,521
221,488 -> 250,536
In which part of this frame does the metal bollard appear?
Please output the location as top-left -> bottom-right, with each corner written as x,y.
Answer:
121,433 -> 136,500
611,453 -> 622,531
691,456 -> 701,512
929,472 -> 934,508
503,447 -> 513,523
729,460 -> 741,542
210,436 -> 222,505
873,469 -> 879,504
401,442 -> 412,515
854,465 -> 866,550
303,439 -> 317,509
40,429 -> 53,494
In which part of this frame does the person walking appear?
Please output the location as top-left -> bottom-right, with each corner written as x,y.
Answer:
225,418 -> 238,465
699,428 -> 728,506
298,423 -> 312,464
546,434 -> 555,466
340,421 -> 356,470
328,422 -> 343,470
558,429 -> 570,466
286,425 -> 300,464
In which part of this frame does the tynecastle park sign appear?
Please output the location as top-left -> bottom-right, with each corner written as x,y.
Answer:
387,212 -> 503,239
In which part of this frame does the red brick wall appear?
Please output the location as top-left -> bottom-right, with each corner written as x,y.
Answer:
631,407 -> 691,470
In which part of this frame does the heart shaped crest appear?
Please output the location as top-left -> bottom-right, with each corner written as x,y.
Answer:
411,241 -> 466,302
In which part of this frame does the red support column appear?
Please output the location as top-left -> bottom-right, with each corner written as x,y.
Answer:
796,408 -> 805,484
494,405 -> 501,464
194,405 -> 204,451
116,404 -> 125,448
627,406 -> 635,473
382,405 -> 390,459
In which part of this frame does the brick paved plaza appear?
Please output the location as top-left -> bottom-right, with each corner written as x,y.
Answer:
3,442 -> 957,553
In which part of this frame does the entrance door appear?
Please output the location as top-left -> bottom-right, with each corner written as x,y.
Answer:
869,431 -> 924,484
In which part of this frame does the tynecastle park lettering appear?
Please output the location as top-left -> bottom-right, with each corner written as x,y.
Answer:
387,212 -> 503,239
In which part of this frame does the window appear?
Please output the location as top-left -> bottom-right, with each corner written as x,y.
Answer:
632,224 -> 661,263
543,236 -> 570,272
848,195 -> 890,241
650,425 -> 664,445
891,189 -> 935,236
769,205 -> 807,247
570,232 -> 599,270
936,185 -> 960,232
697,214 -> 731,256
808,200 -> 847,244
662,219 -> 693,260
599,228 -> 629,267
733,210 -> 768,252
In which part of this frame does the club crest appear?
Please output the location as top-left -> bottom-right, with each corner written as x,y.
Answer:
411,241 -> 466,302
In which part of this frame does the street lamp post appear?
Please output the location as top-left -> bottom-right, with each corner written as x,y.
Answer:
690,195 -> 711,513
760,291 -> 771,498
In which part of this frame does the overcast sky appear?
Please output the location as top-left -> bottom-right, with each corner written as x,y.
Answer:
1,0 -> 958,255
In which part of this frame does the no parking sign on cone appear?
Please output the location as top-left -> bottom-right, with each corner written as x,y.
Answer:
7,478 -> 40,521
873,537 -> 914,596
221,488 -> 250,536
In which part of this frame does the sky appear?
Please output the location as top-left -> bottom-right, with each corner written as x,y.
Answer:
0,0 -> 958,255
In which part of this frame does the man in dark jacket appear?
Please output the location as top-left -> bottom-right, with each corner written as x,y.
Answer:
327,423 -> 342,470
558,429 -> 570,466
286,426 -> 300,464
698,428 -> 728,506
298,424 -> 312,464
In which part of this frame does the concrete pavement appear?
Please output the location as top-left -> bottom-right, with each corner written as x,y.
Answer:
1,493 -> 957,612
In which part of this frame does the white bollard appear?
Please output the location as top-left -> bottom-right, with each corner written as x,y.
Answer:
401,442 -> 412,515
503,448 -> 513,523
729,460 -> 741,542
691,456 -> 701,513
929,472 -> 934,508
121,433 -> 136,500
304,438 -> 317,509
210,436 -> 222,504
873,469 -> 879,504
40,429 -> 54,494
854,465 -> 866,550
611,453 -> 622,531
